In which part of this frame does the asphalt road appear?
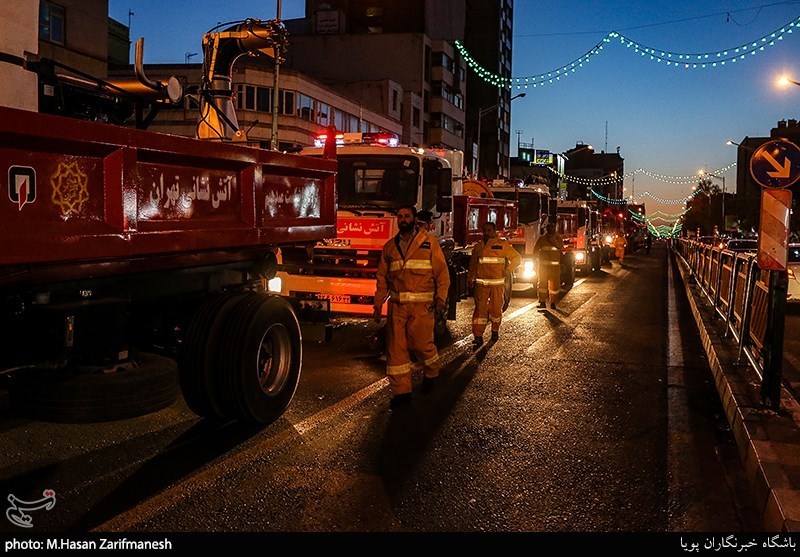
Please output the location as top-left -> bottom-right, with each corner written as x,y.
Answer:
0,244 -> 757,533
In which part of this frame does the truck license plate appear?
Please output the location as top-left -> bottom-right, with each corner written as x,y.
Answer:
317,293 -> 351,304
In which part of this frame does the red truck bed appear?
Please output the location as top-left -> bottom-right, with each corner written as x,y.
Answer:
0,106 -> 336,286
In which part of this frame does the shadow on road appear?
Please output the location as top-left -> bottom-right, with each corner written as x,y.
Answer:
372,347 -> 490,504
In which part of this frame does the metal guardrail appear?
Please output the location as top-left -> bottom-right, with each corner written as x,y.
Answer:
674,239 -> 788,410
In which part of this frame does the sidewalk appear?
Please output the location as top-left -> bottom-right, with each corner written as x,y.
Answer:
673,249 -> 800,532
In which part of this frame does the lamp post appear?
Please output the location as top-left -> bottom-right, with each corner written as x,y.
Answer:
475,92 -> 525,178
698,170 -> 726,231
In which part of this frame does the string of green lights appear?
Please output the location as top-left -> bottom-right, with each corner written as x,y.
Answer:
454,15 -> 800,89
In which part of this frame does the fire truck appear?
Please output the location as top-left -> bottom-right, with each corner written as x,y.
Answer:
461,179 -> 550,289
0,14 -> 336,424
275,133 -> 518,332
555,200 -> 603,282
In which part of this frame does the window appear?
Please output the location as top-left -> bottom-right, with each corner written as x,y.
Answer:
245,86 -> 255,110
423,90 -> 429,113
337,155 -> 420,209
39,2 -> 65,44
280,91 -> 295,115
430,113 -> 464,137
316,102 -> 330,125
256,87 -> 271,112
348,114 -> 359,132
334,109 -> 346,132
235,84 -> 244,110
297,93 -> 314,121
392,89 -> 398,112
432,52 -> 455,74
412,107 -> 420,127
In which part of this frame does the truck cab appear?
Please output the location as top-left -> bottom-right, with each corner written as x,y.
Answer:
275,132 -> 517,322
556,200 -> 603,279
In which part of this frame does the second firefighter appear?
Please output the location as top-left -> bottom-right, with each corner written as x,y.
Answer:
469,221 -> 521,347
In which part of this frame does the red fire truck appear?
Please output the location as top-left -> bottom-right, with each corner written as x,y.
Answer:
0,17 -> 336,424
275,133 -> 518,331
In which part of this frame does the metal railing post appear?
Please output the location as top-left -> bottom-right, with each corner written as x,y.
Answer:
738,257 -> 757,364
761,269 -> 789,410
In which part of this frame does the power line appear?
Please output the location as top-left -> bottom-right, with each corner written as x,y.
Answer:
513,0 -> 800,38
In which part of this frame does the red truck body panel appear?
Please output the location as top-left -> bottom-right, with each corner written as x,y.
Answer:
0,107 -> 337,286
453,195 -> 518,246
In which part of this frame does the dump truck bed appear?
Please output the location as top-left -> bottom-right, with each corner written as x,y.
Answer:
0,106 -> 337,286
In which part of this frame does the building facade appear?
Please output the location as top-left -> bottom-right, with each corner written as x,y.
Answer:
111,61 -> 400,150
563,143 -> 625,201
464,0 -> 514,179
284,0 -> 467,154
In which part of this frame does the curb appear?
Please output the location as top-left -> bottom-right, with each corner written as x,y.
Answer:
674,251 -> 800,532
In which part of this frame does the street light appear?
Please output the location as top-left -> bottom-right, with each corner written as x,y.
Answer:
475,92 -> 526,178
778,75 -> 800,87
698,169 -> 726,231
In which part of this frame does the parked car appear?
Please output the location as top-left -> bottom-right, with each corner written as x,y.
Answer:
788,244 -> 800,303
725,239 -> 758,252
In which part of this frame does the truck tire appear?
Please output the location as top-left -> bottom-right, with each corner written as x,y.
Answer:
214,294 -> 302,424
9,352 -> 178,423
179,292 -> 248,419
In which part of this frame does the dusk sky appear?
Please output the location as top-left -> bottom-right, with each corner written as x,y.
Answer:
109,1 -> 800,216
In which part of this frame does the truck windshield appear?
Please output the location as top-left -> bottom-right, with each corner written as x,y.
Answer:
494,191 -> 541,224
337,155 -> 419,209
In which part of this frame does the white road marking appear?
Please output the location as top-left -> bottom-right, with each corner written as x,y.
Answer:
667,257 -> 684,367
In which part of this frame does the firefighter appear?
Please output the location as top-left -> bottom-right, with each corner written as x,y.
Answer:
613,234 -> 628,263
373,205 -> 450,408
533,222 -> 564,310
468,221 -> 521,347
416,210 -> 433,233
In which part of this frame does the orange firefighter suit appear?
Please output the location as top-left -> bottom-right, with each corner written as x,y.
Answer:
469,237 -> 521,338
613,235 -> 628,262
533,231 -> 564,305
374,230 -> 451,395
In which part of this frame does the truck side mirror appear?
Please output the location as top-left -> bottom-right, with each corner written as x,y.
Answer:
436,196 -> 453,213
436,167 -> 453,213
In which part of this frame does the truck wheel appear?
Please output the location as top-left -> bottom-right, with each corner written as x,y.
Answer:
9,352 -> 178,423
215,294 -> 302,424
180,292 -> 247,419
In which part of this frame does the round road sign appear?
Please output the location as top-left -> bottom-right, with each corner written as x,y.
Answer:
750,138 -> 800,189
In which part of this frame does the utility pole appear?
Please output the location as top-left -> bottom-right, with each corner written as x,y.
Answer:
515,130 -> 522,157
270,0 -> 283,150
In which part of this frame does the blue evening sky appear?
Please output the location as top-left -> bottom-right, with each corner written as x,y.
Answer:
109,1 -> 800,215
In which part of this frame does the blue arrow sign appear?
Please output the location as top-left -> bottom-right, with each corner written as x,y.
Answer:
750,138 -> 800,188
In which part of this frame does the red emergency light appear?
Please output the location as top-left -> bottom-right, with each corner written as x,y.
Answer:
314,133 -> 345,148
313,131 -> 399,148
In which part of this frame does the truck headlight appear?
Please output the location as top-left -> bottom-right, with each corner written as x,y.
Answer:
267,276 -> 282,293
604,235 -> 613,245
522,260 -> 536,279
575,251 -> 586,263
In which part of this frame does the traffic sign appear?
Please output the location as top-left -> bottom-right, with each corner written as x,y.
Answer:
750,138 -> 800,189
757,188 -> 792,271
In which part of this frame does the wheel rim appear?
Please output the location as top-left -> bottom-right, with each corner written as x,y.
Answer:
256,323 -> 292,396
